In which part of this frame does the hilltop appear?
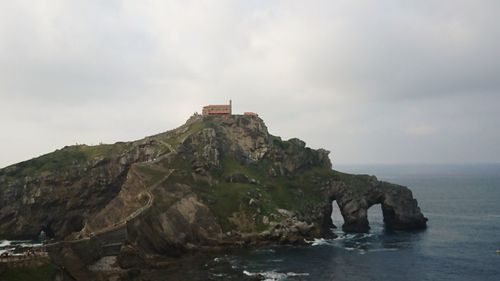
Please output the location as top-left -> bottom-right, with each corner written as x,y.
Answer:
0,114 -> 426,279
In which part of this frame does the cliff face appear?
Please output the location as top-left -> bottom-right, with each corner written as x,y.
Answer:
0,114 -> 427,260
0,137 -> 169,239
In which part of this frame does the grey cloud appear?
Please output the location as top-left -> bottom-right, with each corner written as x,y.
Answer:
1,0 -> 499,167
294,1 -> 500,100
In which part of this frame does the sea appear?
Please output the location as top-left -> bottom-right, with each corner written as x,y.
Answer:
2,164 -> 499,280
200,164 -> 500,281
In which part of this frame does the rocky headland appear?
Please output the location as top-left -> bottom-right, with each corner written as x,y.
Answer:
0,114 -> 427,280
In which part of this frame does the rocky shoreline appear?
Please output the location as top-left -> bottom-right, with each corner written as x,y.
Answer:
0,114 -> 427,280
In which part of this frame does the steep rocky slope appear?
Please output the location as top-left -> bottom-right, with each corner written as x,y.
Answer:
0,132 -> 169,239
0,114 -> 427,275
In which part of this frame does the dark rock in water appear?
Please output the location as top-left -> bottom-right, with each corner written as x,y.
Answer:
323,179 -> 427,233
0,114 -> 427,279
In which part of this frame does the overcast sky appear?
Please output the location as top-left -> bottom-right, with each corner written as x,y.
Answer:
1,0 -> 499,168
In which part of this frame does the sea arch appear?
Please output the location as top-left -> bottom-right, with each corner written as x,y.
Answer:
323,181 -> 427,233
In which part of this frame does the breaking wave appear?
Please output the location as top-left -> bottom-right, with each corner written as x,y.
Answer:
243,270 -> 309,281
305,230 -> 401,253
0,240 -> 11,247
0,240 -> 43,255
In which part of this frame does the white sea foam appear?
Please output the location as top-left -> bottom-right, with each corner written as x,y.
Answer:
0,240 -> 11,247
243,270 -> 309,281
0,250 -> 23,257
335,233 -> 374,241
19,242 -> 42,248
286,272 -> 310,277
0,240 -> 43,256
1,240 -> 41,248
306,238 -> 334,246
306,233 -> 400,254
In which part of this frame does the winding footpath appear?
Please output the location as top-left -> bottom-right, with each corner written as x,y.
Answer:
81,137 -> 179,239
46,139 -> 178,247
89,168 -> 174,237
44,132 -> 191,252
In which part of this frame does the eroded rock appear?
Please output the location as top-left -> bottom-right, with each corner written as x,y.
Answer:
0,114 -> 427,279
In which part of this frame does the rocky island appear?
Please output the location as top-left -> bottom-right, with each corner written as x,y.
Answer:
0,113 -> 427,280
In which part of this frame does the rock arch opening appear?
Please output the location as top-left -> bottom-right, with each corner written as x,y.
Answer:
366,204 -> 384,232
327,200 -> 384,233
326,196 -> 395,233
323,181 -> 427,234
329,200 -> 344,230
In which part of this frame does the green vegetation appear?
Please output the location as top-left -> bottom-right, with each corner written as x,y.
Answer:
0,114 -> 347,236
219,157 -> 270,182
155,120 -> 208,150
184,153 -> 336,232
0,264 -> 57,281
78,142 -> 132,158
0,115 -> 213,182
151,191 -> 180,213
1,142 -> 132,179
331,170 -> 375,194
196,182 -> 256,230
1,146 -> 87,178
271,136 -> 290,150
135,165 -> 167,186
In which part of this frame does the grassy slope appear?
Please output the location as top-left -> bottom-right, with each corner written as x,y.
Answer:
154,118 -> 376,232
0,118 -> 199,181
0,142 -> 133,180
184,155 -> 336,232
0,115 -> 375,233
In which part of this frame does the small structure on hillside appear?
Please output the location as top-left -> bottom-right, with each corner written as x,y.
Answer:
202,100 -> 232,116
244,112 -> 258,116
